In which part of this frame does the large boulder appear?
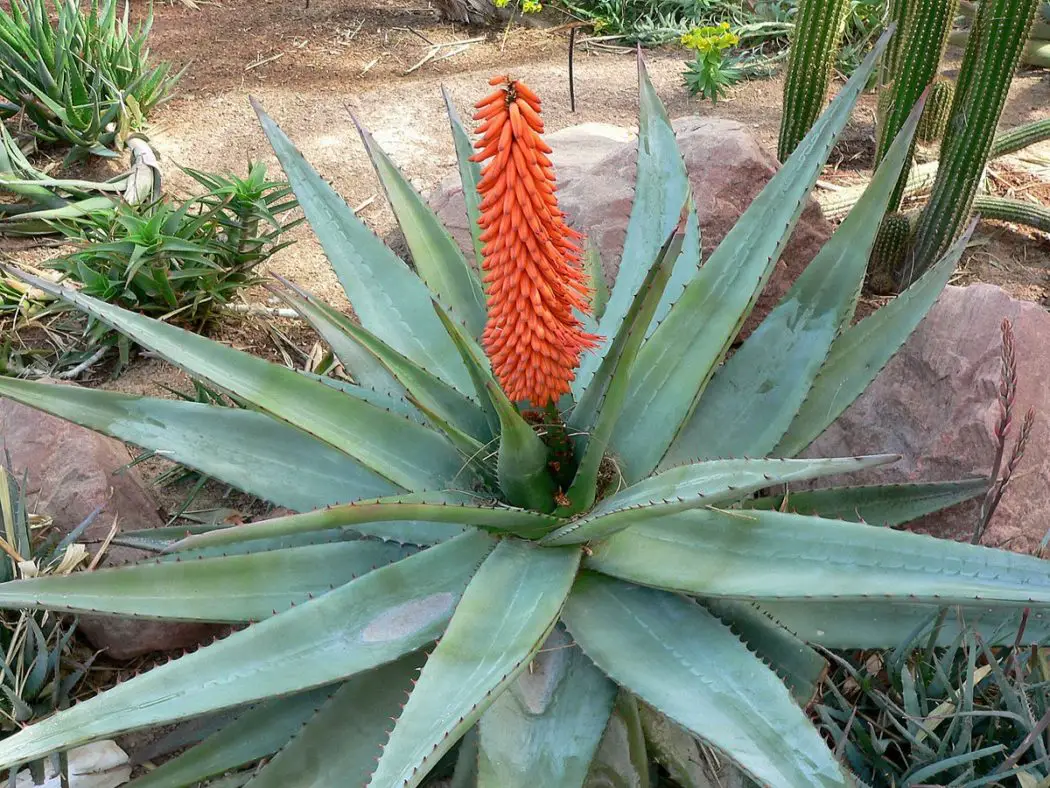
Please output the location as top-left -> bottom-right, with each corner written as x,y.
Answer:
807,284 -> 1050,551
0,390 -> 218,659
429,117 -> 833,337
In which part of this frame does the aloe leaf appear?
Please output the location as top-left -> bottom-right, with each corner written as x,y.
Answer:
0,530 -> 496,770
742,479 -> 988,525
704,600 -> 827,707
612,31 -> 893,482
564,212 -> 688,516
9,270 -> 473,493
586,507 -> 1050,607
545,454 -> 896,546
368,539 -> 582,788
582,240 -> 610,324
126,687 -> 336,788
245,653 -> 426,788
776,220 -> 976,457
0,377 -> 398,511
562,574 -> 853,788
431,302 -> 500,436
170,499 -> 563,552
298,371 -> 424,424
353,114 -> 486,338
755,600 -> 1050,649
275,277 -> 490,441
572,56 -> 693,400
253,101 -> 472,391
265,278 -> 402,399
442,86 -> 484,268
663,88 -> 927,465
0,540 -> 415,622
476,626 -> 617,788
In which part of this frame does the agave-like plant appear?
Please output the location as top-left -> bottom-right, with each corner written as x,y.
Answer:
0,34 -> 1047,788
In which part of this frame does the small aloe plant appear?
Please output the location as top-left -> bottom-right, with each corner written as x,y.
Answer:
0,34 -> 1047,788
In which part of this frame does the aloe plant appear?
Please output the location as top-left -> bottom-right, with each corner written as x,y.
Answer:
0,38 -> 1046,788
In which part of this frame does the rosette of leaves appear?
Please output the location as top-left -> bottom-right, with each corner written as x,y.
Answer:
0,36 -> 1045,788
681,22 -> 742,104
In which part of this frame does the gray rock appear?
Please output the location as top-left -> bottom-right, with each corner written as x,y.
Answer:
0,388 -> 218,659
807,284 -> 1049,551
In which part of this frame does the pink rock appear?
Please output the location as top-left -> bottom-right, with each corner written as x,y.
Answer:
807,284 -> 1049,551
430,117 -> 833,338
0,391 -> 217,660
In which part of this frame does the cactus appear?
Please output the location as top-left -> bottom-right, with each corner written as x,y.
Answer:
868,211 -> 914,294
990,117 -> 1050,158
973,194 -> 1050,233
777,0 -> 850,161
916,77 -> 955,144
875,0 -> 959,209
903,0 -> 1040,286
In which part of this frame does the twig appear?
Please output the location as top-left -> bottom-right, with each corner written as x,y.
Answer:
245,52 -> 285,72
220,304 -> 301,319
353,195 -> 377,213
569,26 -> 577,112
359,57 -> 380,76
56,346 -> 109,380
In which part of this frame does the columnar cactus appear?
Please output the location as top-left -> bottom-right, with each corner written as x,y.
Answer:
868,211 -> 913,295
777,0 -> 850,161
875,0 -> 959,209
916,77 -> 955,144
903,0 -> 1040,286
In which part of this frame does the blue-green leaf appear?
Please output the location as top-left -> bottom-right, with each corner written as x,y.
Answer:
563,574 -> 853,787
354,115 -> 486,339
572,56 -> 693,400
776,219 -> 976,457
0,531 -> 496,770
253,100 -> 472,392
0,377 -> 397,511
368,539 -> 582,788
443,86 -> 485,268
663,87 -> 927,465
477,626 -> 617,788
611,31 -> 893,482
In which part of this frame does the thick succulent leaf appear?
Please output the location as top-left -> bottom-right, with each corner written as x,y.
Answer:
776,220 -> 976,457
664,90 -> 926,465
154,529 -> 367,562
0,377 -> 397,511
611,32 -> 892,482
0,530 -> 496,770
170,498 -> 563,552
587,507 -> 1050,606
431,302 -> 500,436
253,100 -> 472,392
126,687 -> 336,788
298,371 -> 425,424
705,600 -> 827,707
245,653 -> 426,788
10,270 -> 472,493
584,691 -> 652,788
275,277 -> 490,441
572,56 -> 692,399
443,86 -> 485,268
543,454 -> 896,546
0,540 -> 414,622
583,240 -> 610,324
755,600 -> 1050,649
354,115 -> 486,339
477,626 -> 617,788
564,214 -> 688,515
368,539 -> 582,788
266,278 -> 402,398
742,479 -> 988,525
562,574 -> 852,787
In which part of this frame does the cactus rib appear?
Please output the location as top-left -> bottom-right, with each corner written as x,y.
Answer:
903,0 -> 1040,286
777,0 -> 850,161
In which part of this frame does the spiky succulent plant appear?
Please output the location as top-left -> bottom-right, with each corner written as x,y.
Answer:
0,37 -> 1049,788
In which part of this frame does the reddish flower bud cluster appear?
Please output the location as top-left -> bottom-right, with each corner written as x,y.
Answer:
471,75 -> 599,406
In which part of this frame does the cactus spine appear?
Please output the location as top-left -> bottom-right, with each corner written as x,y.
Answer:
868,211 -> 914,295
777,0 -> 850,161
903,0 -> 1040,286
916,77 -> 955,144
875,0 -> 959,210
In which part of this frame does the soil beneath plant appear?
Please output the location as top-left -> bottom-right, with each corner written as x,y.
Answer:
5,0 -> 1050,513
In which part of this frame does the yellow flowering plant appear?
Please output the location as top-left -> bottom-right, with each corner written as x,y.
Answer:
682,21 -> 742,103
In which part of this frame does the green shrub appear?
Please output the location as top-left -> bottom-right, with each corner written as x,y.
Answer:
0,0 -> 181,158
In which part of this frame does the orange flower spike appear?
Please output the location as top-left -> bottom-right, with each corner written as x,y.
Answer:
470,76 -> 600,406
